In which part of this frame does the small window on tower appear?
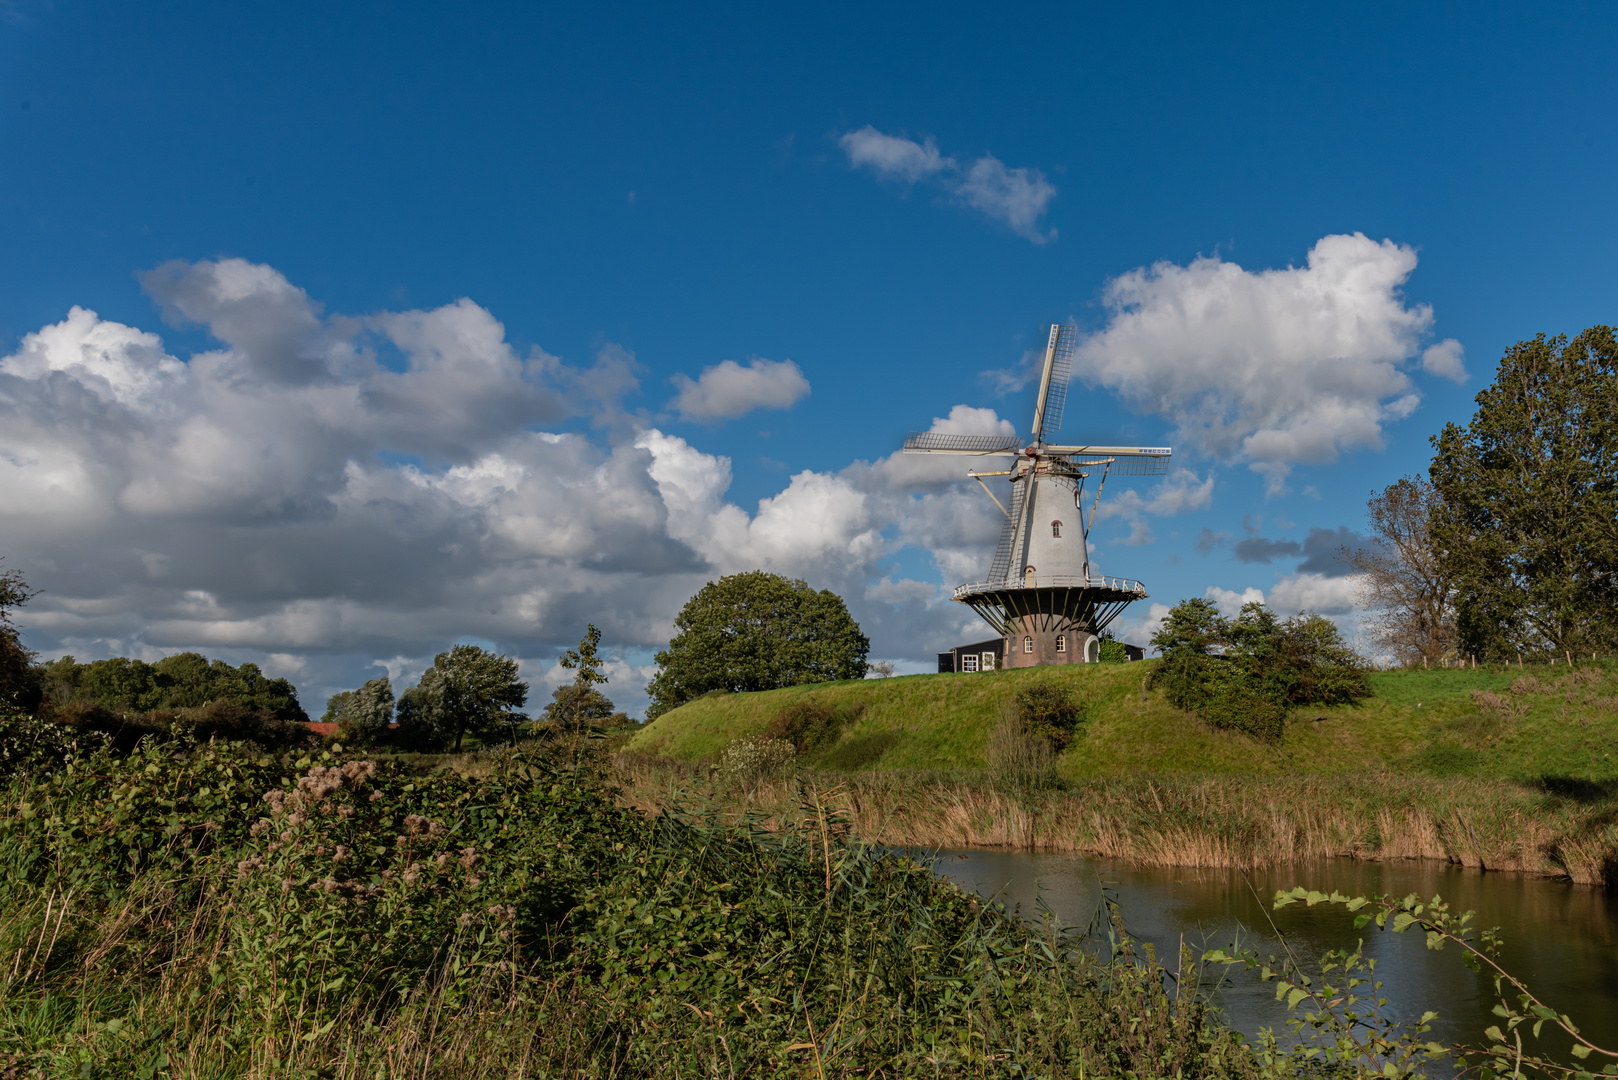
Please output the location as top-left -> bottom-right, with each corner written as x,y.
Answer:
961,654 -> 979,672
1023,636 -> 1034,653
1052,520 -> 1062,538
1056,634 -> 1066,652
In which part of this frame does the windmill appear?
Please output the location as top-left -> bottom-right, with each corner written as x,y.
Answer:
904,324 -> 1172,666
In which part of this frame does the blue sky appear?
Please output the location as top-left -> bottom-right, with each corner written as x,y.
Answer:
3,1 -> 1614,716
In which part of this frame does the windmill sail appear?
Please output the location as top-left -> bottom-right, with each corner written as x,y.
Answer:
1030,324 -> 1078,443
985,475 -> 1031,584
902,431 -> 1023,454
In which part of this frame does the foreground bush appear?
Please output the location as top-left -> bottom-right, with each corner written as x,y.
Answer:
0,716 -> 1269,1079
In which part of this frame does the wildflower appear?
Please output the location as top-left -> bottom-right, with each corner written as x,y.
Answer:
368,791 -> 382,802
457,847 -> 480,870
337,804 -> 354,818
333,845 -> 350,862
466,875 -> 482,889
457,912 -> 474,928
249,818 -> 272,838
280,877 -> 293,894
403,865 -> 421,886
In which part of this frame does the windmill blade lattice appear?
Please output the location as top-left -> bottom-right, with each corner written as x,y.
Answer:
1033,324 -> 1079,441
985,474 -> 1031,584
902,431 -> 1023,454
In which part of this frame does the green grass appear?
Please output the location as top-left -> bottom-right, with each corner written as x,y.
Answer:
628,661 -> 1618,782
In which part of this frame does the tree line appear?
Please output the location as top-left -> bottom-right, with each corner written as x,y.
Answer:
1349,325 -> 1617,665
0,564 -> 871,751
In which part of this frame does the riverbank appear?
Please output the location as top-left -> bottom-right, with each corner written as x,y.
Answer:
614,757 -> 1618,885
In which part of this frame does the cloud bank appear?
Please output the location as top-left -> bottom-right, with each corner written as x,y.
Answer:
838,126 -> 1057,244
0,260 -> 1021,713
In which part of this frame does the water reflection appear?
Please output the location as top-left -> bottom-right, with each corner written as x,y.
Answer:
922,850 -> 1618,1060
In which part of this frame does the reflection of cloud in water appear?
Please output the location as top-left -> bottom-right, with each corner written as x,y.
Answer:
919,850 -> 1618,1060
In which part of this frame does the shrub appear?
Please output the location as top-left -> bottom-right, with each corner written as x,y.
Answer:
34,697 -> 314,753
1151,598 -> 1371,740
1015,683 -> 1088,751
718,736 -> 796,790
764,698 -> 863,753
1097,637 -> 1130,663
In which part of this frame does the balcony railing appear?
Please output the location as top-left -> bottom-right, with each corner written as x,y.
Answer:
952,574 -> 1147,600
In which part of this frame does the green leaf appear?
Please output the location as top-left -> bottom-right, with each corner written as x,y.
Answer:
1571,1045 -> 1592,1059
1485,1026 -> 1506,1043
1287,988 -> 1309,1010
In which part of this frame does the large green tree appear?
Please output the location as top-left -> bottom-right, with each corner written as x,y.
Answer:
396,644 -> 528,751
645,572 -> 869,719
1430,326 -> 1618,660
322,677 -> 396,745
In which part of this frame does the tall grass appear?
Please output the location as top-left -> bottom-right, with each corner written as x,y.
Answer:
615,756 -> 1618,885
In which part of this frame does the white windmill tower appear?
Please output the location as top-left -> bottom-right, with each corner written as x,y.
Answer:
904,324 -> 1172,667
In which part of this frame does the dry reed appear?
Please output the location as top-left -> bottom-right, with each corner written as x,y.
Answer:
614,755 -> 1618,886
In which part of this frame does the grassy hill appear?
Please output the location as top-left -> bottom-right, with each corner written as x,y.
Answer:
628,660 -> 1618,781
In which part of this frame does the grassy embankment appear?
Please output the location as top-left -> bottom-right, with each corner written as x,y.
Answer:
623,661 -> 1618,883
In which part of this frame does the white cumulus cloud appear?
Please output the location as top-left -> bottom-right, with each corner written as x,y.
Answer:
667,357 -> 810,421
1420,338 -> 1468,382
838,126 -> 1057,244
1074,233 -> 1439,492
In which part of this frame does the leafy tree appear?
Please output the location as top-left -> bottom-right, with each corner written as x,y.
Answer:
1148,597 -> 1225,712
396,645 -> 528,751
1430,326 -> 1618,660
394,667 -> 451,751
0,560 -> 38,709
1096,635 -> 1129,663
544,626 -> 632,761
646,572 -> 870,719
324,677 -> 395,745
1343,477 -> 1456,665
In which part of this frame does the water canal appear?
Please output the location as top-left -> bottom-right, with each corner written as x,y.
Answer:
926,851 -> 1618,1060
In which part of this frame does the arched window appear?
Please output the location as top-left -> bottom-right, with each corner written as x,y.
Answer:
1023,636 -> 1034,653
1085,637 -> 1100,663
1051,520 -> 1063,538
1055,634 -> 1066,652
